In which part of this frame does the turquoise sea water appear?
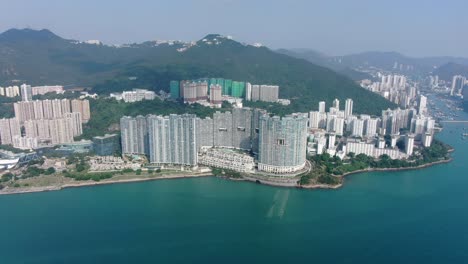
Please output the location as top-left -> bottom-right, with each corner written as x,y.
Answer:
1,127 -> 468,262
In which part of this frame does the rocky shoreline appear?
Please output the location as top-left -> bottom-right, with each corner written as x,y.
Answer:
300,158 -> 453,189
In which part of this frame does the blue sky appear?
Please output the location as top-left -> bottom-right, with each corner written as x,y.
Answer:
0,0 -> 466,57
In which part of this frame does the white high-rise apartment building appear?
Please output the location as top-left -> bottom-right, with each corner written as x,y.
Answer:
451,75 -> 466,96
422,133 -> 433,147
351,119 -> 364,137
344,98 -> 353,118
0,118 -> 21,145
364,118 -> 379,137
309,111 -> 327,129
20,84 -> 33,102
418,95 -> 427,115
71,99 -> 91,122
61,98 -> 71,114
318,101 -> 326,113
3,86 -> 20,97
405,134 -> 415,156
49,117 -> 74,144
245,82 -> 252,101
33,100 -> 44,120
51,99 -> 64,118
65,112 -> 83,137
24,120 -> 38,138
332,98 -> 340,110
43,99 -> 53,119
328,133 -> 336,149
333,117 -> 344,136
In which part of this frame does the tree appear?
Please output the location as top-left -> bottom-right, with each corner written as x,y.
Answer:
45,167 -> 56,175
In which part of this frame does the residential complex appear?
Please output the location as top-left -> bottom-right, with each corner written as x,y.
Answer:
170,78 -> 280,106
0,99 -> 91,149
14,99 -> 90,123
120,108 -> 308,175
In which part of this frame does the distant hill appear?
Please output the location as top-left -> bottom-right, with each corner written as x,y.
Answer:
0,28 -> 395,115
433,62 -> 468,81
276,49 -> 374,81
331,51 -> 468,76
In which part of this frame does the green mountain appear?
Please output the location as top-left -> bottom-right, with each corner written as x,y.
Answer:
433,62 -> 468,81
0,29 -> 395,115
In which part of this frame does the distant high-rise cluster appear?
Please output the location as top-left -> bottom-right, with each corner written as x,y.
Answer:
308,98 -> 433,159
120,108 -> 308,174
170,78 -> 280,106
428,75 -> 439,89
360,74 -> 416,108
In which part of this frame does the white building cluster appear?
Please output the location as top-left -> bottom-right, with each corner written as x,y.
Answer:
173,79 -> 281,108
110,89 -> 156,103
360,74 -> 417,108
308,98 -> 434,160
120,109 -> 308,175
0,99 -> 91,149
13,99 -> 90,123
0,85 -> 20,97
32,85 -> 64,96
89,156 -> 141,171
249,84 -> 279,102
198,148 -> 255,173
1,84 -> 64,99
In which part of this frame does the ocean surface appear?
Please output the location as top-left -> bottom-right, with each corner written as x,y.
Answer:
1,117 -> 468,263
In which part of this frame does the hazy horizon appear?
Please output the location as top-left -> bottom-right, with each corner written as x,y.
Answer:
0,0 -> 466,57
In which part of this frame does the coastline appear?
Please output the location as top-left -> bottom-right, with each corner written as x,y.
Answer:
299,157 -> 453,189
338,158 -> 453,178
0,157 -> 453,196
0,173 -> 213,196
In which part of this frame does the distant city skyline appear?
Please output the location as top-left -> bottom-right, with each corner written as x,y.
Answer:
0,0 -> 467,57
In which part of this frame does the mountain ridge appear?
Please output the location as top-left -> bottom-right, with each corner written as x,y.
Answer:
0,28 -> 395,115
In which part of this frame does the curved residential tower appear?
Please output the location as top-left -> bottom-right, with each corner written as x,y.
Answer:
257,114 -> 308,174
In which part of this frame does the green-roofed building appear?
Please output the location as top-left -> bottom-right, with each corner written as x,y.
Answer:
224,79 -> 232,96
170,81 -> 180,99
231,81 -> 246,98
